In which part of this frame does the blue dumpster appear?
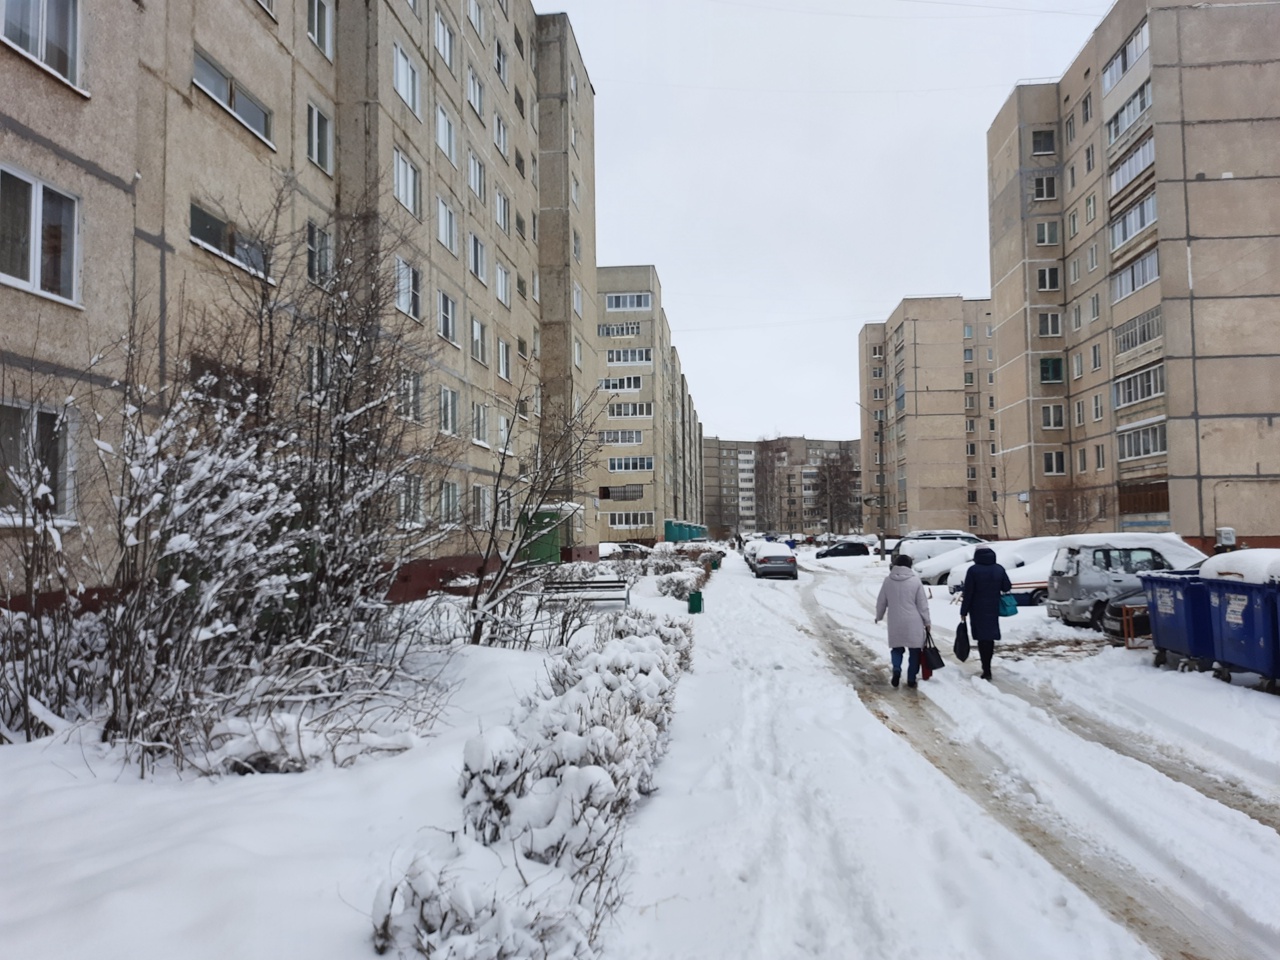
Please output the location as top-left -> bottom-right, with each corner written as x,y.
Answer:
1142,572 -> 1214,669
1204,578 -> 1280,683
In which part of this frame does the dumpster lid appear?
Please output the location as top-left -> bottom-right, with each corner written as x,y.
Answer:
1200,549 -> 1280,585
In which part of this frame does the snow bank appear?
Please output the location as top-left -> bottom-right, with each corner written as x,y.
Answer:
1199,549 -> 1280,584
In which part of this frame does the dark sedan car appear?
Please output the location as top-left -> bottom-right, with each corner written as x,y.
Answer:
816,540 -> 870,559
1101,586 -> 1151,644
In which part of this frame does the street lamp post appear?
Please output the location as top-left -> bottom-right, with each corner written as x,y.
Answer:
855,399 -> 888,559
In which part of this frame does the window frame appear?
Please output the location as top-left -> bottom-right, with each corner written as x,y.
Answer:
306,102 -> 332,173
0,164 -> 79,303
193,48 -> 274,146
1,0 -> 81,87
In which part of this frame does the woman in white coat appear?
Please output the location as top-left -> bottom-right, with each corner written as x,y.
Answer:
874,554 -> 932,688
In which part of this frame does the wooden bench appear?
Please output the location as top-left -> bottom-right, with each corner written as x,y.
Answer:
542,579 -> 631,606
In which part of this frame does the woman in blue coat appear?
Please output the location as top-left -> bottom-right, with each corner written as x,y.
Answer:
959,546 -> 1011,680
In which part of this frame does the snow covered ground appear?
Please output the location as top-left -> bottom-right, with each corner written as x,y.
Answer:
3,551 -> 1279,959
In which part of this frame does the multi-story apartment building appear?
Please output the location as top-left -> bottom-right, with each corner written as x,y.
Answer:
988,0 -> 1280,547
0,1 -> 612,565
702,435 -> 859,538
857,297 -> 995,537
592,265 -> 702,543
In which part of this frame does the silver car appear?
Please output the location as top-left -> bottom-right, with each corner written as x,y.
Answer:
752,542 -> 799,580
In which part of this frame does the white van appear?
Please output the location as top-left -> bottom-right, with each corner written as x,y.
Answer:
1046,533 -> 1207,628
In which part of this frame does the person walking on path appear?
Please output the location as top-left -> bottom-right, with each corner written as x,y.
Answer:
959,545 -> 1012,681
875,554 -> 932,689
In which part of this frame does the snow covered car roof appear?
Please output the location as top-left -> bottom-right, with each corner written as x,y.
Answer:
756,542 -> 796,558
1198,548 -> 1280,584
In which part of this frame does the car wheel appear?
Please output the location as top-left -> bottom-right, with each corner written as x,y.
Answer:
791,573 -> 799,580
1029,589 -> 1047,606
1089,602 -> 1106,632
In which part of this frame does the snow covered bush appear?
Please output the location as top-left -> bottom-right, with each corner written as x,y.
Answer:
655,568 -> 707,601
375,609 -> 694,956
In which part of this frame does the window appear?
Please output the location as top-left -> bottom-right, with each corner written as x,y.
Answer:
471,401 -> 488,444
609,512 -> 654,529
1037,267 -> 1060,291
1068,210 -> 1078,238
514,149 -> 524,177
1103,20 -> 1149,93
1065,115 -> 1075,144
468,233 -> 486,282
1033,176 -> 1056,200
393,45 -> 420,114
1115,364 -> 1165,408
0,401 -> 68,514
436,106 -> 456,164
1091,343 -> 1102,371
393,149 -> 420,216
496,415 -> 511,453
466,66 -> 484,116
1081,92 -> 1093,123
1115,305 -> 1162,354
1039,358 -> 1063,383
3,0 -> 78,84
468,152 -> 486,202
193,49 -> 272,142
498,339 -> 511,380
1072,304 -> 1082,330
437,197 -> 457,253
598,321 -> 641,337
573,282 -> 583,316
965,418 -> 975,433
1095,444 -> 1106,470
1074,399 -> 1085,426
1036,221 -> 1060,246
1107,80 -> 1152,145
1072,353 -> 1083,379
1118,421 -> 1166,461
1043,450 -> 1066,475
966,466 -> 977,480
1111,248 -> 1159,303
1031,130 -> 1055,155
395,257 -> 421,319
467,0 -> 484,37
607,348 -> 652,364
572,229 -> 581,261
600,430 -> 643,445
964,373 -> 975,386
1078,448 -> 1088,473
493,112 -> 508,155
397,475 -> 423,525
470,484 -> 491,525
1085,144 -> 1095,172
1090,293 -> 1100,321
306,221 -> 331,284
471,317 -> 488,364
434,11 -> 455,69
1069,259 -> 1080,284
600,376 -> 642,391
491,263 -> 509,306
1041,404 -> 1064,429
1109,191 -> 1157,251
305,345 -> 328,395
1093,393 -> 1104,421
190,202 -> 265,276
967,490 -> 978,503
397,369 -> 422,421
439,386 -> 459,434
494,39 -> 508,85
438,291 -> 457,342
608,456 -> 654,472
1038,311 -> 1061,337
1088,244 -> 1098,272
440,479 -> 460,524
307,0 -> 332,57
872,366 -> 884,379
871,345 -> 884,358
1111,137 -> 1155,195
1,166 -> 77,300
608,402 -> 653,418
966,442 -> 977,457
605,292 -> 652,311
872,387 -> 885,400
306,103 -> 332,173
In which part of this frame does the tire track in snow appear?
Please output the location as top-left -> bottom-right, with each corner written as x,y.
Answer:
797,568 -> 1259,960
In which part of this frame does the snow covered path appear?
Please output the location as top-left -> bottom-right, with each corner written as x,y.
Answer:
606,552 -> 1280,960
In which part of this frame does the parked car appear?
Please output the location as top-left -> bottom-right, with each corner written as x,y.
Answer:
599,542 -> 652,560
1101,586 -> 1151,645
816,540 -> 870,559
931,536 -> 1063,590
751,542 -> 799,580
1047,533 -> 1208,629
893,530 -> 986,563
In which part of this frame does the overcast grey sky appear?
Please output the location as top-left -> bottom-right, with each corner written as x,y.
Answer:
542,0 -> 1112,441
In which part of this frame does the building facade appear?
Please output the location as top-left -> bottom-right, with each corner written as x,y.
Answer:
593,265 -> 703,543
857,297 -> 995,537
0,1 -> 629,565
987,0 -> 1280,547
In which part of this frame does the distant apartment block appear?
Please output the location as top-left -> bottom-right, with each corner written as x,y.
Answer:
593,266 -> 702,543
703,436 -> 859,538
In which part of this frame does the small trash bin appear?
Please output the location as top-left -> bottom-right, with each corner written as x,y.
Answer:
711,556 -> 721,571
1142,572 -> 1214,669
687,590 -> 703,614
1204,578 -> 1280,682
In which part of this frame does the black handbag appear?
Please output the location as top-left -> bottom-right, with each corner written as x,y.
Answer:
922,631 -> 945,671
953,621 -> 970,662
